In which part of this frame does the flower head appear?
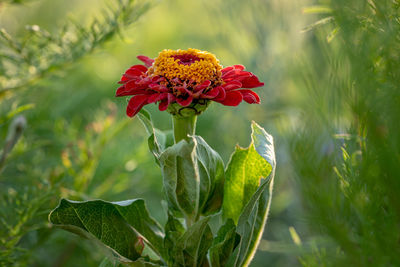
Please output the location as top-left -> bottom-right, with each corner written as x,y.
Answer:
116,48 -> 264,117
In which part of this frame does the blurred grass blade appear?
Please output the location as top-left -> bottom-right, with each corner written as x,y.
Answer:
301,16 -> 334,33
302,5 -> 332,14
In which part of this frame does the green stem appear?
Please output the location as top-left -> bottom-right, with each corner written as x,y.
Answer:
172,115 -> 197,143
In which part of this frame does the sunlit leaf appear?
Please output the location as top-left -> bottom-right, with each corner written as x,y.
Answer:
301,16 -> 334,33
225,121 -> 276,266
223,122 -> 274,224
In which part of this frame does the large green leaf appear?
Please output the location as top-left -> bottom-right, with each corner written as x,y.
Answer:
225,121 -> 276,267
172,217 -> 213,267
223,122 -> 274,224
49,199 -> 165,262
159,135 -> 225,219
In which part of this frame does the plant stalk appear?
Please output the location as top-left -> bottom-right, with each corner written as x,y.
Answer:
172,115 -> 197,143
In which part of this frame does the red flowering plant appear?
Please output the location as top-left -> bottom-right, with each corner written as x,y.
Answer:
50,49 -> 276,267
116,49 -> 263,117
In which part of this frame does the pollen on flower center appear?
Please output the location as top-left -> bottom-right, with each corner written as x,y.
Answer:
149,48 -> 222,83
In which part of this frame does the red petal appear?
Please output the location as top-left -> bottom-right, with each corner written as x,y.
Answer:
222,81 -> 242,91
126,95 -> 148,117
119,65 -> 148,83
137,55 -> 154,67
216,91 -> 243,106
239,89 -> 260,104
213,86 -> 226,101
147,93 -> 167,104
158,100 -> 169,111
221,66 -> 244,79
151,76 -> 165,83
175,86 -> 187,95
125,80 -> 148,90
130,64 -> 148,73
149,83 -> 168,92
221,69 -> 237,79
116,86 -> 147,97
168,93 -> 176,104
221,66 -> 234,74
202,87 -> 219,99
124,68 -> 144,78
176,95 -> 193,107
116,85 -> 127,96
233,64 -> 245,71
235,71 -> 253,80
241,75 -> 264,88
194,80 -> 211,92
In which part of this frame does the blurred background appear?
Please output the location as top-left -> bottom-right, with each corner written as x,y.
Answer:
1,0 -> 399,266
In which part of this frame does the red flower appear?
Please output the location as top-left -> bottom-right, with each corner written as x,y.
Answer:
116,49 -> 264,117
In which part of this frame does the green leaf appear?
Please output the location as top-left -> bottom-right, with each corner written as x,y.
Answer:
226,121 -> 276,267
194,136 -> 225,215
223,122 -> 274,224
137,109 -> 166,161
159,135 -> 225,219
164,213 -> 185,266
209,219 -> 239,267
173,217 -> 213,267
49,199 -> 165,262
99,257 -> 121,267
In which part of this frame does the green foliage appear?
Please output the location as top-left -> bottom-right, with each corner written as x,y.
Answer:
0,115 -> 26,172
49,199 -> 164,262
209,219 -> 238,267
0,0 -> 151,97
172,217 -> 213,267
0,0 -> 34,4
223,122 -> 274,224
5,0 -> 399,265
48,115 -> 276,266
158,133 -> 225,219
163,213 -> 185,266
0,185 -> 54,266
225,122 -> 276,267
0,0 -> 152,266
291,0 -> 400,266
138,109 -> 174,163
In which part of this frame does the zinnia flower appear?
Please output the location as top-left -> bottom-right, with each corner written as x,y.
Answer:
116,48 -> 264,117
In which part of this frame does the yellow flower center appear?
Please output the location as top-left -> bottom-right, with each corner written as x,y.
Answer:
149,48 -> 222,84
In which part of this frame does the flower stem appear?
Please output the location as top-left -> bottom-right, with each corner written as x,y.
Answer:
172,115 -> 197,143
